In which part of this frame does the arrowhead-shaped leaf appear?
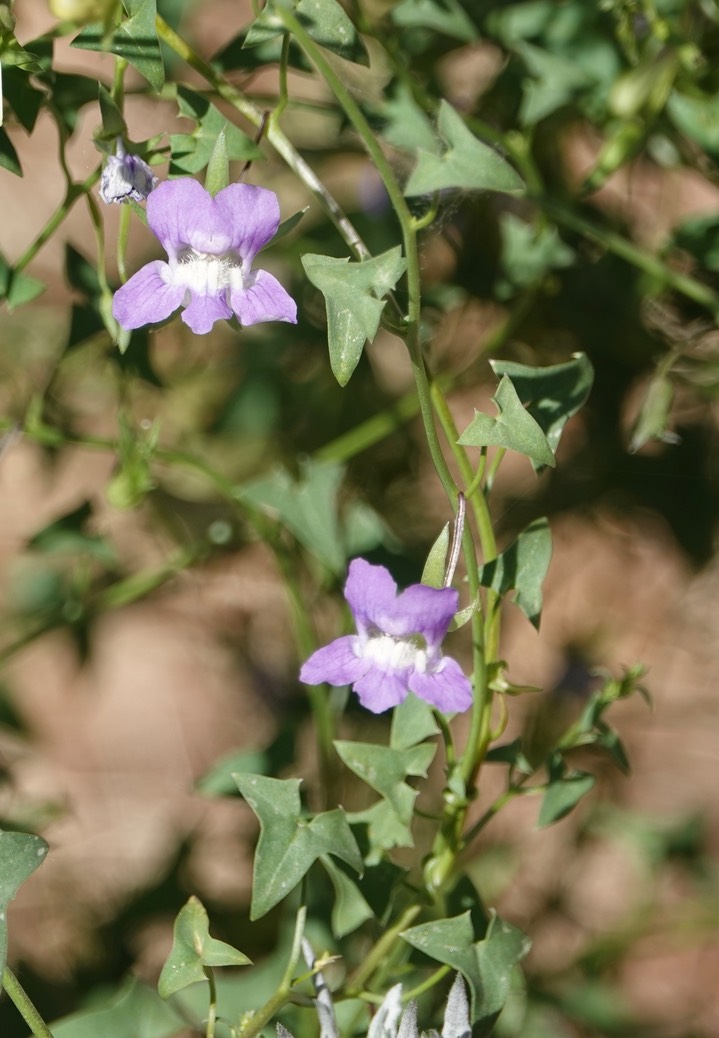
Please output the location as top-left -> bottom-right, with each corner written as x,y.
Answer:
479,517 -> 552,628
302,248 -> 406,386
72,0 -> 165,92
0,829 -> 48,989
490,354 -> 594,469
335,741 -> 436,826
457,376 -> 555,467
158,896 -> 251,998
245,0 -> 369,65
404,101 -> 524,197
234,774 -> 362,918
401,911 -> 530,1028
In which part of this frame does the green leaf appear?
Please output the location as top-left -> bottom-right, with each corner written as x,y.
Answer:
391,0 -> 478,42
170,87 -> 261,174
28,500 -> 117,564
515,41 -> 592,126
238,458 -> 346,573
302,248 -> 406,386
490,353 -> 594,467
234,773 -> 362,918
98,83 -> 127,139
158,896 -> 251,998
538,770 -> 595,828
667,91 -> 719,156
474,916 -> 532,1033
245,0 -> 369,66
1,67 -> 44,132
321,857 -> 374,937
479,517 -> 552,628
457,376 -> 556,468
629,374 -> 675,453
404,101 -> 524,197
495,213 -> 575,299
348,800 -> 413,863
380,81 -> 439,155
49,977 -> 186,1038
72,0 -> 165,92
204,127 -> 229,195
0,264 -> 45,310
0,829 -> 48,988
390,693 -> 440,750
335,739 -> 436,861
401,911 -> 530,1027
0,125 -> 21,175
336,741 -> 436,820
421,523 -> 450,589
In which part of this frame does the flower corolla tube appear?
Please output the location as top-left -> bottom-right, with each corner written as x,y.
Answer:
300,558 -> 472,715
112,178 -> 298,335
100,140 -> 157,204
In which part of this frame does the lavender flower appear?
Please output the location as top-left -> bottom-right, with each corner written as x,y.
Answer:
112,178 -> 298,335
100,140 -> 157,204
300,558 -> 472,715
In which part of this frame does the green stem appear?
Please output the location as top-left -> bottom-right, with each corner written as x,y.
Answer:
204,966 -> 218,1038
538,195 -> 719,315
2,967 -> 56,1038
13,168 -> 102,275
238,906 -> 306,1038
154,14 -> 371,261
348,904 -> 421,991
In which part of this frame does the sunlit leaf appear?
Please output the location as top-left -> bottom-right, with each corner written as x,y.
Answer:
235,773 -> 362,918
0,829 -> 48,988
72,0 -> 165,92
490,354 -> 593,468
401,911 -> 530,1028
457,376 -> 555,468
158,896 -> 251,998
421,523 -> 450,589
404,101 -> 523,197
245,0 -> 369,66
302,248 -> 406,386
479,518 -> 552,628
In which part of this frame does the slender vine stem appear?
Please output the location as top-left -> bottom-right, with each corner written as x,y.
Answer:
154,15 -> 371,262
2,967 -> 56,1038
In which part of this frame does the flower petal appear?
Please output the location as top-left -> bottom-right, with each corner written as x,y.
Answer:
410,657 -> 472,713
230,269 -> 297,326
112,261 -> 185,330
300,636 -> 367,687
353,664 -> 409,713
214,183 -> 281,262
147,179 -> 232,256
180,291 -> 233,335
382,584 -> 458,645
344,559 -> 399,633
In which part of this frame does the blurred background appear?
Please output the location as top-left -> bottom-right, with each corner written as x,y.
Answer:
1,1 -> 719,1035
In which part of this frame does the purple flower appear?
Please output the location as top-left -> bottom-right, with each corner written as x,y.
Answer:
113,178 -> 298,335
300,558 -> 472,714
100,140 -> 157,204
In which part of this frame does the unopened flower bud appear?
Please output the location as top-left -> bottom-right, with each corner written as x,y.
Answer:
100,140 -> 157,205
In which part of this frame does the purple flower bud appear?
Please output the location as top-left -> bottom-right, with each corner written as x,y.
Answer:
100,140 -> 157,205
